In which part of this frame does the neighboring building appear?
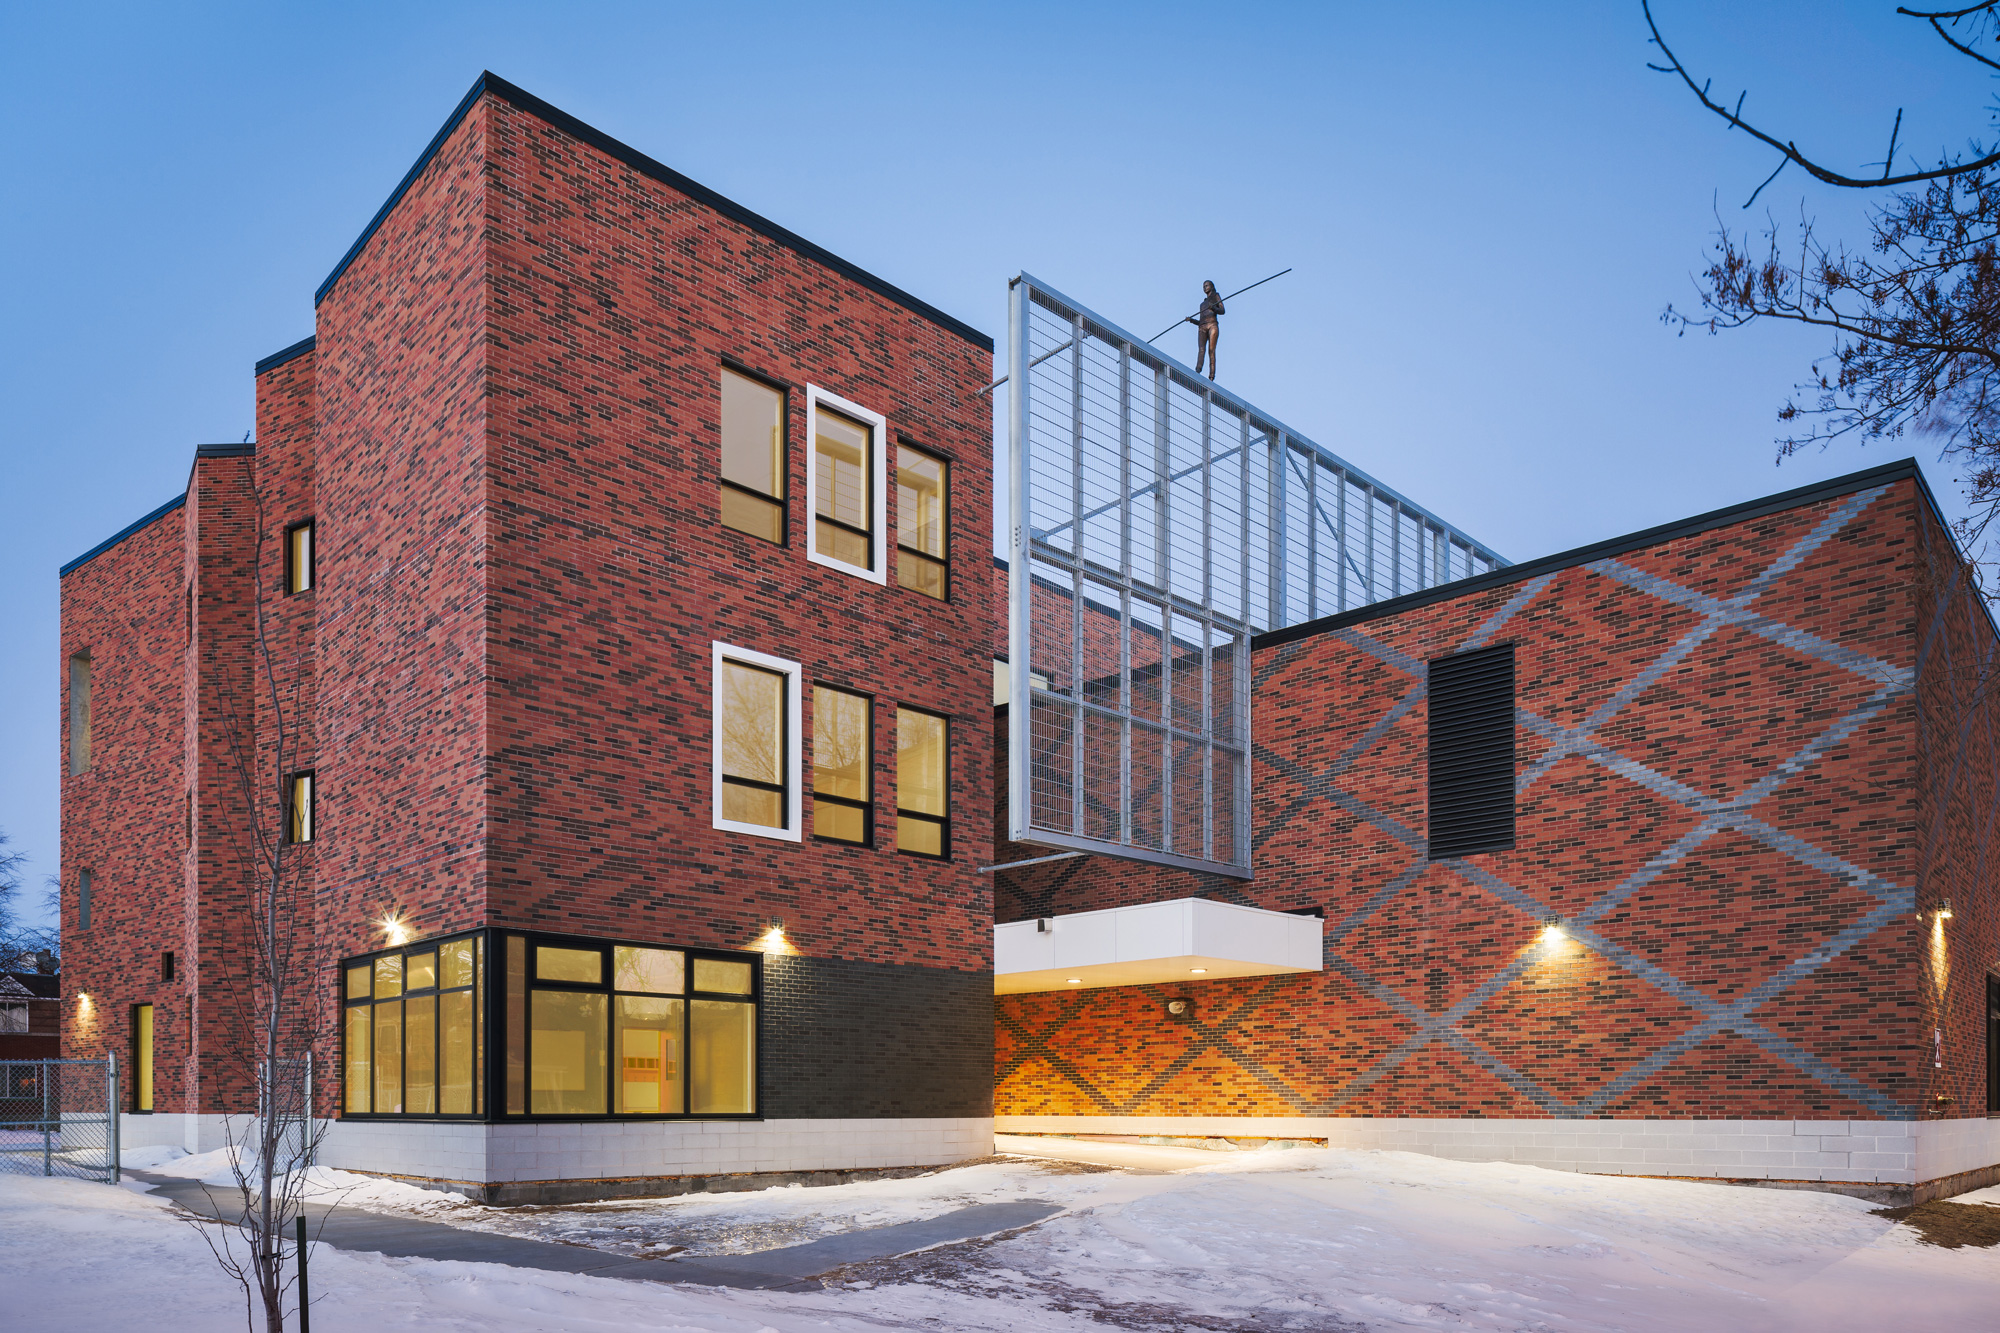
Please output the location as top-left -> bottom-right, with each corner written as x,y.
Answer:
0,970 -> 60,1062
58,73 -> 2000,1209
994,461 -> 2000,1204
59,73 -> 995,1202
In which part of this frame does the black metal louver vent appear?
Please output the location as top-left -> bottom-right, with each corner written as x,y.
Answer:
1427,643 -> 1515,859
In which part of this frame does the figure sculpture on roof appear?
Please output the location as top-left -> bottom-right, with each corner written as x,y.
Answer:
1186,280 -> 1225,380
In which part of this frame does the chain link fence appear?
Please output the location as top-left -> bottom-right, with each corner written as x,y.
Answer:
0,1058 -> 118,1184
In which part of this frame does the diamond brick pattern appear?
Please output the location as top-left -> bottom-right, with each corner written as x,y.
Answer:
995,475 -> 1992,1125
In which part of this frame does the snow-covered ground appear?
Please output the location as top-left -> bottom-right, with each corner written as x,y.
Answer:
3,1136 -> 1997,1331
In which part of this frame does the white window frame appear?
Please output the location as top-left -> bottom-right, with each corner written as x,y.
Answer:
711,640 -> 803,841
804,385 -> 889,585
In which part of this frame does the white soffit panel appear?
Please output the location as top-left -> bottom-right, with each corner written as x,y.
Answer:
994,897 -> 1323,994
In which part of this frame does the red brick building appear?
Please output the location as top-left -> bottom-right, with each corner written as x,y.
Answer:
57,73 -> 2000,1208
994,462 -> 2000,1203
60,74 -> 996,1201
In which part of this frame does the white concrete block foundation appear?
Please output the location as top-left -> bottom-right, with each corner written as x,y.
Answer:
995,1114 -> 2000,1203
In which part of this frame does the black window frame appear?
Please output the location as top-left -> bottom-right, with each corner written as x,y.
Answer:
718,361 -> 791,548
285,771 -> 315,845
285,519 -> 316,596
811,400 -> 878,572
338,928 -> 764,1124
895,438 -> 950,602
338,930 -> 487,1122
131,1002 -> 154,1113
894,704 -> 952,860
811,684 -> 874,847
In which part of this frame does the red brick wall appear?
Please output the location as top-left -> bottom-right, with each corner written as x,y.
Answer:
1912,502 -> 2000,1116
311,101 -> 495,969
998,476 -> 1943,1121
476,92 -> 995,971
59,503 -> 187,1104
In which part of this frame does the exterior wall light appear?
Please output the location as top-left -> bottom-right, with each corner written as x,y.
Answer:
1935,900 -> 1955,921
1537,923 -> 1566,947
1165,998 -> 1194,1022
756,923 -> 795,955
379,915 -> 410,946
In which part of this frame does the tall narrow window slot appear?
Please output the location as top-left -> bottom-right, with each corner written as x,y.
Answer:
1427,643 -> 1516,860
896,445 -> 948,599
719,368 -> 786,543
132,1004 -> 154,1112
286,521 -> 315,594
807,388 -> 887,582
896,707 -> 949,858
287,772 -> 315,845
68,653 -> 91,774
712,643 -> 801,839
812,686 -> 872,845
77,871 -> 91,931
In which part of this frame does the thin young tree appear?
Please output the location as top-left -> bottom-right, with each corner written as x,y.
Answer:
1647,1 -> 2000,589
184,455 -> 333,1333
0,828 -> 58,972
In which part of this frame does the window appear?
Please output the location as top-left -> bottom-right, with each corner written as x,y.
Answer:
286,772 -> 315,845
712,642 -> 802,840
68,653 -> 91,775
806,387 -> 888,582
896,707 -> 949,857
132,1004 -> 154,1112
342,933 -> 484,1118
1427,643 -> 1516,859
719,368 -> 787,544
493,931 -> 756,1118
286,521 -> 315,594
0,1003 -> 26,1035
896,445 -> 948,599
812,686 -> 872,845
161,951 -> 175,982
77,871 -> 91,931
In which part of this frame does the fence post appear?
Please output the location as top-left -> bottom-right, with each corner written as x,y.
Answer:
107,1053 -> 120,1184
41,1060 -> 52,1177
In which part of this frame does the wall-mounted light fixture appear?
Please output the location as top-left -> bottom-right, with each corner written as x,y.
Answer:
1164,997 -> 1194,1023
1537,922 -> 1566,948
378,915 -> 410,946
1933,899 -> 1955,921
756,922 -> 795,955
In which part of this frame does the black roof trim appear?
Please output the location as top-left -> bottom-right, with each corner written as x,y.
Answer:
59,494 -> 186,577
1253,458 -> 1928,650
255,336 -> 317,375
313,72 -> 994,352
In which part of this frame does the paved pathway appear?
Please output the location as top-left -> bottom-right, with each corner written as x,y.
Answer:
127,1169 -> 1060,1290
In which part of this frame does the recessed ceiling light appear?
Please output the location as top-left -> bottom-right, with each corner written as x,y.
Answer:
1190,968 -> 1207,974
1065,978 -> 1082,984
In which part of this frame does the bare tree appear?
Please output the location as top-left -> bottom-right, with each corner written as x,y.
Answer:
0,828 -> 58,972
1648,1 -> 2000,588
183,459 -> 333,1333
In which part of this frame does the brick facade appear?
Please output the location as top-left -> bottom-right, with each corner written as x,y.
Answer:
996,470 -> 2000,1138
61,74 -> 997,1168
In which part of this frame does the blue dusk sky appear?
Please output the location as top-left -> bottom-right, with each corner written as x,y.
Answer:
0,2 -> 1986,922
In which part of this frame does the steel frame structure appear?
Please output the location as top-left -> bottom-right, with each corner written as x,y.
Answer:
1007,273 -> 1506,878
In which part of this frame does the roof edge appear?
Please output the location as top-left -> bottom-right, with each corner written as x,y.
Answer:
313,72 -> 994,352
255,335 -> 317,375
1253,457 -> 1925,651
59,494 -> 186,578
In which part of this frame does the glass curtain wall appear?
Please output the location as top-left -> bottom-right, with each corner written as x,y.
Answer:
342,929 -> 758,1120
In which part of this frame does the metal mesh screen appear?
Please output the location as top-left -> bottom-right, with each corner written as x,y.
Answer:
1007,274 -> 1506,877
